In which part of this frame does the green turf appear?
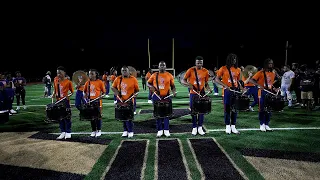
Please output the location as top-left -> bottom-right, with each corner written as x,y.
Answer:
1,79 -> 320,180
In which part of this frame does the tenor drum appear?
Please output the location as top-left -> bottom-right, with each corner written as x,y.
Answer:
0,110 -> 9,124
45,102 -> 70,123
153,99 -> 172,118
192,95 -> 212,114
231,94 -> 250,111
115,101 -> 134,121
79,102 -> 100,121
265,94 -> 285,112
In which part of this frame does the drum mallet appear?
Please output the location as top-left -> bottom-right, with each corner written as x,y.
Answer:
164,91 -> 178,99
263,89 -> 276,96
124,92 -> 139,103
192,89 -> 203,97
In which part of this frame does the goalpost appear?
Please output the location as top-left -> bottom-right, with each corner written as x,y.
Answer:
148,38 -> 176,77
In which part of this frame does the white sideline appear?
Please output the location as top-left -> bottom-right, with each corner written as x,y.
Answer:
51,127 -> 320,135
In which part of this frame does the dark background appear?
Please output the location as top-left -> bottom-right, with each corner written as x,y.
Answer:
2,7 -> 319,80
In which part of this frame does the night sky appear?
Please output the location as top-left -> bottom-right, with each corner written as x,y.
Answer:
2,7 -> 319,79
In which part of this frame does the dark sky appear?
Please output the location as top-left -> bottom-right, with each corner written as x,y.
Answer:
2,7 -> 320,79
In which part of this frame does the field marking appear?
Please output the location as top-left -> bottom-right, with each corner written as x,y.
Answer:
207,127 -> 320,132
140,140 -> 149,180
177,139 -> 192,180
154,139 -> 159,180
51,127 -> 320,136
100,140 -> 124,180
187,139 -> 205,180
211,137 -> 249,180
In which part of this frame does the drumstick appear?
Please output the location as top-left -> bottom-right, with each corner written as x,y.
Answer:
152,92 -> 161,100
229,89 -> 242,94
124,92 -> 139,103
263,89 -> 276,96
116,95 -> 123,103
192,89 -> 202,97
89,95 -> 104,103
164,93 -> 173,99
202,91 -> 211,97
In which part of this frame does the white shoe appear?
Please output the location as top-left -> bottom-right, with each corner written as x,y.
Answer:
134,111 -> 137,115
23,105 -> 26,109
122,131 -> 128,137
191,128 -> 197,136
157,130 -> 163,137
10,109 -> 17,114
288,101 -> 292,107
164,130 -> 170,137
114,100 -> 117,104
16,106 -> 20,111
90,131 -> 96,137
9,113 -> 13,116
128,132 -> 134,138
148,100 -> 152,104
231,125 -> 240,134
226,125 -> 231,134
65,133 -> 71,139
249,106 -> 254,111
96,130 -> 102,137
260,124 -> 266,132
214,93 -> 219,96
197,126 -> 205,135
56,132 -> 66,139
265,125 -> 273,131
105,95 -> 110,98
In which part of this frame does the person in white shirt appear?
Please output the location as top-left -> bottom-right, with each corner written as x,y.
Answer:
281,65 -> 295,106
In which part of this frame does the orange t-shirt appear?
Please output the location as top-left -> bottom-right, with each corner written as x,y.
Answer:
252,70 -> 275,97
112,75 -> 139,101
145,72 -> 152,80
83,79 -> 106,100
184,67 -> 209,94
148,72 -> 174,96
242,76 -> 255,87
102,74 -> 109,84
110,75 -> 116,83
77,85 -> 84,91
216,66 -> 241,88
54,78 -> 74,101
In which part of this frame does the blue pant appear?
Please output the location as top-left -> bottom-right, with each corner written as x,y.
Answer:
223,89 -> 237,125
245,86 -> 258,107
258,90 -> 271,125
189,93 -> 204,128
148,89 -> 152,100
5,88 -> 14,110
59,99 -> 72,133
153,95 -> 170,130
46,84 -> 52,96
213,83 -> 219,93
75,90 -> 85,110
105,82 -> 110,95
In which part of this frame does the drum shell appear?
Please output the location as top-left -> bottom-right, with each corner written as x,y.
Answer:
79,102 -> 101,121
192,96 -> 212,114
115,102 -> 134,121
265,94 -> 285,112
153,99 -> 172,118
0,110 -> 9,124
231,94 -> 250,111
46,103 -> 69,122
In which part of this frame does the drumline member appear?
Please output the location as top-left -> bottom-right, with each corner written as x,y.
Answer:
13,71 -> 27,110
182,56 -> 212,136
148,61 -> 177,137
102,71 -> 110,98
75,70 -> 86,110
249,58 -> 278,132
215,53 -> 243,134
0,73 -> 16,115
280,65 -> 295,107
52,66 -> 74,139
110,70 -> 117,104
242,69 -> 258,111
83,69 -> 106,137
111,66 -> 139,138
146,68 -> 153,103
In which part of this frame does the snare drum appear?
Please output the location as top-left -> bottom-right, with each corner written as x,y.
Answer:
79,102 -> 100,121
45,102 -> 69,123
153,99 -> 172,118
0,110 -> 9,123
231,93 -> 250,111
115,101 -> 134,121
192,95 -> 212,114
265,94 -> 285,112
